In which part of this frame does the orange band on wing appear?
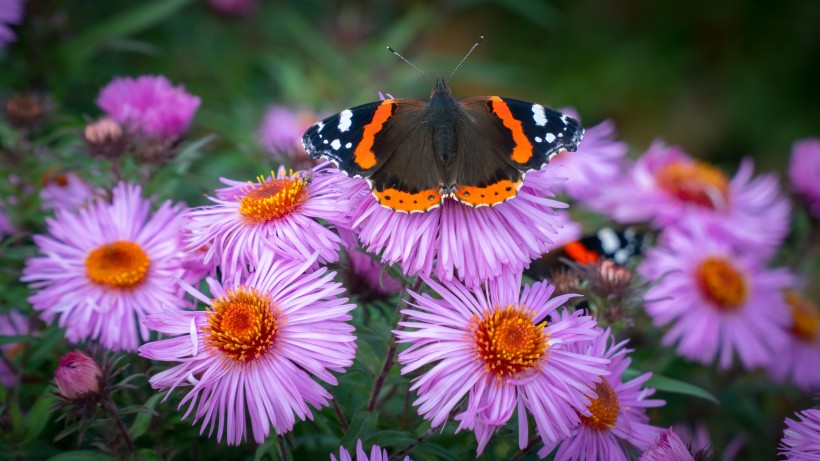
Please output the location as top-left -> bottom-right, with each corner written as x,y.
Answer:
489,96 -> 533,164
354,100 -> 394,169
564,241 -> 600,265
452,179 -> 522,207
373,187 -> 442,213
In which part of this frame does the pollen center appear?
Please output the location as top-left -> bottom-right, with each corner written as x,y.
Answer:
471,304 -> 548,380
85,241 -> 150,289
205,287 -> 279,363
696,257 -> 747,310
785,290 -> 820,342
655,160 -> 729,209
579,380 -> 620,431
238,172 -> 309,224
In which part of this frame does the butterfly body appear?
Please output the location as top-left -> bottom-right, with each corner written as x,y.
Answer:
302,78 -> 584,213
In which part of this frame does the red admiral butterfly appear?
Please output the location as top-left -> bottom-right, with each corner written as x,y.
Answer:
301,38 -> 584,213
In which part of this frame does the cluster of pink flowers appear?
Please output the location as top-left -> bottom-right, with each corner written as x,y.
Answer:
15,70 -> 820,459
0,0 -> 25,48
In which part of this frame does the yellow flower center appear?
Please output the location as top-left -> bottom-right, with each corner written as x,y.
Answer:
579,380 -> 620,431
204,287 -> 279,363
785,290 -> 820,342
85,241 -> 150,289
238,172 -> 309,224
696,257 -> 747,311
471,304 -> 548,379
655,160 -> 729,209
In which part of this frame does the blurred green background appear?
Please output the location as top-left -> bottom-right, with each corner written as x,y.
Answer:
3,0 -> 819,179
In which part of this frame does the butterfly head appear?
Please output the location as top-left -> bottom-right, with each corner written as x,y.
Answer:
432,78 -> 451,98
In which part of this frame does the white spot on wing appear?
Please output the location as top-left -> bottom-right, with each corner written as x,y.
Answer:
345,142 -> 352,149
598,228 -> 620,254
545,133 -> 556,143
316,121 -> 324,132
560,114 -> 569,125
331,139 -> 341,150
323,139 -> 328,144
532,104 -> 547,126
338,110 -> 353,132
535,136 -> 542,143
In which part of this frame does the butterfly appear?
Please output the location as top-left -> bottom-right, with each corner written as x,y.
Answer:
301,42 -> 584,213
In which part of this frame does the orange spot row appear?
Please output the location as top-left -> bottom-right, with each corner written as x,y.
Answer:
564,241 -> 600,265
354,100 -> 394,169
373,187 -> 442,213
453,179 -> 521,207
489,96 -> 533,164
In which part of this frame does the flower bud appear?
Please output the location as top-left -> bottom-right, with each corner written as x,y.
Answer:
4,93 -> 49,129
55,350 -> 102,400
83,118 -> 127,159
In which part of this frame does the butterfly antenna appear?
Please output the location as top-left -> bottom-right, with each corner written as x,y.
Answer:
387,46 -> 434,83
449,35 -> 484,80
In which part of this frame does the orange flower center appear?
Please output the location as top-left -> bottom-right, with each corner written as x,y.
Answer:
655,160 -> 729,209
238,172 -> 309,224
205,287 -> 279,363
471,304 -> 548,380
85,241 -> 150,289
785,290 -> 820,342
579,380 -> 620,431
696,257 -> 747,310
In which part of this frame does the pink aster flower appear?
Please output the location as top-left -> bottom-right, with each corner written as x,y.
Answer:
780,409 -> 820,460
96,75 -> 200,139
139,253 -> 357,445
0,310 -> 31,388
22,182 -> 188,351
185,164 -> 355,275
40,171 -> 99,211
396,273 -> 608,454
350,168 -> 569,287
258,105 -> 321,169
767,290 -> 820,391
0,0 -> 25,48
639,429 -> 695,461
330,440 -> 410,461
539,328 -> 664,460
594,141 -> 790,260
548,110 -> 629,203
54,350 -> 103,400
789,138 -> 820,217
639,219 -> 794,369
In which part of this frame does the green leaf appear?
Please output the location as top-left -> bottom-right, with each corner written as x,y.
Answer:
47,451 -> 115,461
134,449 -> 164,461
367,430 -> 416,447
22,389 -> 57,444
128,394 -> 163,440
254,436 -> 279,461
0,335 -> 32,345
624,368 -> 719,404
341,411 -> 378,448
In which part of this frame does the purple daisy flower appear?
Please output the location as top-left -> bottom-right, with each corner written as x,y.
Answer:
258,105 -> 322,169
548,110 -> 629,203
638,219 -> 794,369
0,310 -> 31,388
0,201 -> 13,239
350,169 -> 568,287
40,171 -> 99,211
395,273 -> 608,454
539,328 -> 664,460
0,0 -> 25,48
789,138 -> 820,217
185,164 -> 355,275
330,440 -> 410,461
639,429 -> 695,461
593,141 -> 790,260
22,183 -> 188,351
780,409 -> 820,460
139,253 -> 357,445
96,75 -> 200,139
767,290 -> 820,391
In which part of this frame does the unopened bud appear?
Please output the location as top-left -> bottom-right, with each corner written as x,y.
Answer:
4,93 -> 49,129
55,350 -> 102,400
83,118 -> 127,159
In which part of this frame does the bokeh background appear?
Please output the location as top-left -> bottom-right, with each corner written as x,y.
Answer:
2,1 -> 820,459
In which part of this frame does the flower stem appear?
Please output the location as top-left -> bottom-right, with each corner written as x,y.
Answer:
367,278 -> 422,412
332,398 -> 349,431
277,435 -> 291,461
104,402 -> 134,454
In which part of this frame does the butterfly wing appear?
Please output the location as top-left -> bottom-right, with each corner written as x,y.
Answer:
302,98 -> 445,213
